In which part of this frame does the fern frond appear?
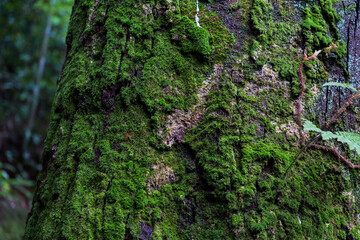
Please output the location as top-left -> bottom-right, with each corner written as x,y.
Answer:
303,120 -> 322,133
321,131 -> 338,140
336,132 -> 360,153
304,120 -> 360,155
323,82 -> 358,92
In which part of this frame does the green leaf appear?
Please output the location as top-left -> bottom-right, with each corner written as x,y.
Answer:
303,120 -> 322,133
336,132 -> 360,154
3,181 -> 10,193
303,120 -> 336,140
321,131 -> 337,140
304,120 -> 360,155
323,82 -> 358,92
1,170 -> 9,180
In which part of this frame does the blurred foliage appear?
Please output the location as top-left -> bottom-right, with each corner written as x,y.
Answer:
0,0 -> 73,205
0,162 -> 33,201
0,201 -> 29,240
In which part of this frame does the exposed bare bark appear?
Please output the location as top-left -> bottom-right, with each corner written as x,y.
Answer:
323,92 -> 360,130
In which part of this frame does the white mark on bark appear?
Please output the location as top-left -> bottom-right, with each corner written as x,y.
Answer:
195,0 -> 201,27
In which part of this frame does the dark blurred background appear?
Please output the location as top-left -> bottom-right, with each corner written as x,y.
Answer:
0,0 -> 73,238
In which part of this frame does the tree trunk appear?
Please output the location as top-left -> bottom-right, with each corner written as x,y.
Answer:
25,0 -> 360,239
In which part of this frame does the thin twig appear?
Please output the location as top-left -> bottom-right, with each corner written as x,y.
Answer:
323,93 -> 360,130
296,55 -> 306,144
296,50 -> 321,145
303,49 -> 322,61
309,144 -> 360,169
283,134 -> 321,181
324,43 -> 337,53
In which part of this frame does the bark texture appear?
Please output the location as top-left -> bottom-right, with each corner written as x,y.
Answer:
25,0 -> 360,239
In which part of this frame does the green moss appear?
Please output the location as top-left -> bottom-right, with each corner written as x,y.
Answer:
250,0 -> 273,45
171,16 -> 212,56
25,0 -> 360,239
301,6 -> 332,50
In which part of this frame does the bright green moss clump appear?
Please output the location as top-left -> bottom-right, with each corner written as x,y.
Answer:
301,6 -> 332,50
171,16 -> 212,56
250,0 -> 273,45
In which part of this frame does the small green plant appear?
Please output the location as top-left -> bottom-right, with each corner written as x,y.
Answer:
303,82 -> 360,168
304,120 -> 360,154
323,82 -> 358,92
285,48 -> 360,178
0,162 -> 33,201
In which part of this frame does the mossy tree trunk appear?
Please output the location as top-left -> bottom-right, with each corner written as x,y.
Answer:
25,0 -> 360,239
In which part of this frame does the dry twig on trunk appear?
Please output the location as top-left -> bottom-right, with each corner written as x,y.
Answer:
296,49 -> 322,144
323,93 -> 360,130
309,143 -> 360,169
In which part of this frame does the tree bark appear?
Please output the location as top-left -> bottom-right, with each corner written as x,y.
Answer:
25,0 -> 360,239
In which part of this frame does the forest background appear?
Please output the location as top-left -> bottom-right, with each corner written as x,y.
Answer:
0,0 -> 73,239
